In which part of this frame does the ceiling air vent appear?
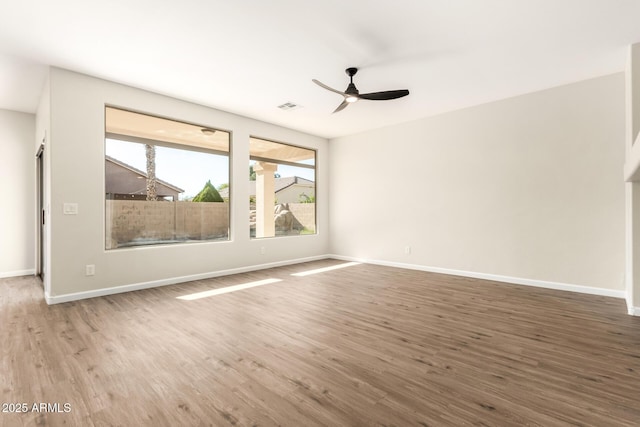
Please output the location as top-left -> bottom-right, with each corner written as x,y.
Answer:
277,102 -> 302,111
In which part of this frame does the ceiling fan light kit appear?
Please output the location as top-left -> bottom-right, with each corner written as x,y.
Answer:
313,67 -> 409,113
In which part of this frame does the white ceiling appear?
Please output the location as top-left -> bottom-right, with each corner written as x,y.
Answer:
1,0 -> 640,138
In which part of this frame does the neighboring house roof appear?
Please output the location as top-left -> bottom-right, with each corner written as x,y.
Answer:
218,176 -> 314,199
106,156 -> 185,194
261,176 -> 314,194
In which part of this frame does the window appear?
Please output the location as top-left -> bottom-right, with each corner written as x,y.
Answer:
105,107 -> 230,249
249,137 -> 316,238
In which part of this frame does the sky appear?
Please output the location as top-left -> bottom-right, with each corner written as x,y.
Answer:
106,139 -> 315,200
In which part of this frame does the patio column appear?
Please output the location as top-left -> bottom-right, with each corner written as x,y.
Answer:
254,161 -> 278,238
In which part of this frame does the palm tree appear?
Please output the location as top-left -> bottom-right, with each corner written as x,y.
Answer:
145,144 -> 157,201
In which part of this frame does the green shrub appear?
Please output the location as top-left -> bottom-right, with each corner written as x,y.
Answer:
193,180 -> 223,202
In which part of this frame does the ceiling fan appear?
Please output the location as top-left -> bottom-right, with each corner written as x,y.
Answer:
312,67 -> 409,113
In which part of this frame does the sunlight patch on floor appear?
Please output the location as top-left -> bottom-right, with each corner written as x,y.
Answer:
177,278 -> 282,300
290,262 -> 361,277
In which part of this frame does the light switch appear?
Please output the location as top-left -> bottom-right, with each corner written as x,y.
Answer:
63,203 -> 78,215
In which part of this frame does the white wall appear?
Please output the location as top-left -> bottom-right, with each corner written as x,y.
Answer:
46,68 -> 329,300
330,73 -> 625,293
39,68 -> 628,302
624,44 -> 640,315
0,109 -> 35,277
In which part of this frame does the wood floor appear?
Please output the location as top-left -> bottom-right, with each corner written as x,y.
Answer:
1,259 -> 639,426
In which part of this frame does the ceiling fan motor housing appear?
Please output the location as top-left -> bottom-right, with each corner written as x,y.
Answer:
345,83 -> 359,96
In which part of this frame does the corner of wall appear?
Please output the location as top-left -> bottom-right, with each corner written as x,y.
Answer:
627,290 -> 639,315
625,43 -> 640,314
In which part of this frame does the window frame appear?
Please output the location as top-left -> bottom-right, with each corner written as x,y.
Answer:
249,135 -> 317,239
104,105 -> 232,250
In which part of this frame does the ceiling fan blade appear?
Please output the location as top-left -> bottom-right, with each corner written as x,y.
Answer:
332,100 -> 349,113
359,89 -> 409,101
312,79 -> 346,96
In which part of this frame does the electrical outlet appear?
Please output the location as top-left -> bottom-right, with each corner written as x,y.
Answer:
260,246 -> 266,255
85,264 -> 95,276
404,246 -> 411,255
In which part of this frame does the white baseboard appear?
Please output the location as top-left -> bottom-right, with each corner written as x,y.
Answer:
329,255 -> 627,299
45,254 -> 632,313
45,255 -> 328,305
0,269 -> 36,279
